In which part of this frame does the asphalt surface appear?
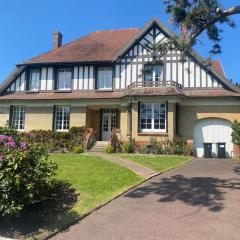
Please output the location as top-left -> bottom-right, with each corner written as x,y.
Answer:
52,158 -> 240,240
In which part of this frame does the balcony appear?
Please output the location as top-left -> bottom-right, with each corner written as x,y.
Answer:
127,81 -> 182,90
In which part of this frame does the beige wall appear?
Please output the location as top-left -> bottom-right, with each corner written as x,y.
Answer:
70,106 -> 86,128
25,107 -> 53,131
120,102 -> 176,143
0,106 -> 10,127
180,105 -> 240,141
86,108 -> 101,139
0,105 -> 87,131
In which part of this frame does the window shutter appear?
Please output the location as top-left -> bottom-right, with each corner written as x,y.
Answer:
166,101 -> 168,133
138,101 -> 141,133
9,105 -> 13,127
52,105 -> 56,131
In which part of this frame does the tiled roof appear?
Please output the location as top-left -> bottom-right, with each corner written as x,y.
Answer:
212,61 -> 226,78
24,29 -> 141,64
0,88 -> 239,100
183,89 -> 240,97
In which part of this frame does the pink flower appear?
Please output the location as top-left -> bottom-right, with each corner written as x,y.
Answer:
5,141 -> 16,148
20,142 -> 28,150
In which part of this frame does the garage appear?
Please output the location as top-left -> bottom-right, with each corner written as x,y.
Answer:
193,118 -> 233,158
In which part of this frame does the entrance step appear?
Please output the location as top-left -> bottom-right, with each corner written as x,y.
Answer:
88,141 -> 109,152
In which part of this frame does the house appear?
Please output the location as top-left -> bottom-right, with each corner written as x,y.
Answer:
0,17 -> 240,157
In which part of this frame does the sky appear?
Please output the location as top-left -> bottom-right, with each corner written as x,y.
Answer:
0,0 -> 239,84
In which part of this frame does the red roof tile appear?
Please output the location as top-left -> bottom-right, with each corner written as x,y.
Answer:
212,61 -> 226,78
24,29 -> 141,64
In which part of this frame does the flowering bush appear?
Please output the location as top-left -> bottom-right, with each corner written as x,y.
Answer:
21,127 -> 86,152
0,129 -> 57,216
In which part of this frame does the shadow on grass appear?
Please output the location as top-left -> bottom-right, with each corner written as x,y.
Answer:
0,181 -> 80,239
125,175 -> 240,212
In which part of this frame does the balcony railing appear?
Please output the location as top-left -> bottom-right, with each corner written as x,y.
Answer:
127,81 -> 182,90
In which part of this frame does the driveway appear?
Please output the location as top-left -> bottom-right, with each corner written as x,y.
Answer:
52,158 -> 240,240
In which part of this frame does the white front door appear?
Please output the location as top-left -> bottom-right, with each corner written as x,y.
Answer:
101,109 -> 117,141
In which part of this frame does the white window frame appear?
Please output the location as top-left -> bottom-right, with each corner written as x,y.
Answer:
29,69 -> 41,91
57,68 -> 72,91
97,67 -> 113,90
140,102 -> 167,133
55,106 -> 70,132
144,65 -> 163,84
11,106 -> 25,131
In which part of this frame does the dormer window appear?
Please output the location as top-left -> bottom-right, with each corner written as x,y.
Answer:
97,67 -> 113,90
57,68 -> 72,90
144,65 -> 163,86
29,69 -> 40,91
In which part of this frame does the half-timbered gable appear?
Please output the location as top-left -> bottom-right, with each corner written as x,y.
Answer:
114,21 -> 225,90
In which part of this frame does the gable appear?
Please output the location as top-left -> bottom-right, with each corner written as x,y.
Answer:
114,22 -> 229,90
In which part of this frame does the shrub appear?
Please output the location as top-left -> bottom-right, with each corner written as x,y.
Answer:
232,120 -> 240,145
105,146 -> 115,154
74,145 -> 84,154
22,127 -> 86,152
123,143 -> 134,153
0,130 -> 56,216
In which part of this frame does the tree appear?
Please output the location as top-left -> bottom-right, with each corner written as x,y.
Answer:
162,0 -> 240,54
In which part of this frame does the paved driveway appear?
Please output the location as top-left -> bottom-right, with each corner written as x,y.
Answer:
52,158 -> 240,240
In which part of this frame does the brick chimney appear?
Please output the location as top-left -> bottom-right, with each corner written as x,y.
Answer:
53,31 -> 63,49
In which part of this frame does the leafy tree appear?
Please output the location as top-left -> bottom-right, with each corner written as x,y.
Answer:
232,120 -> 240,145
162,0 -> 240,54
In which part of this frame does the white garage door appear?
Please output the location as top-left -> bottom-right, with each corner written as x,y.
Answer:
193,118 -> 233,158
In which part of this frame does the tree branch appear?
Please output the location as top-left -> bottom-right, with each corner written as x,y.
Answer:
189,5 -> 240,43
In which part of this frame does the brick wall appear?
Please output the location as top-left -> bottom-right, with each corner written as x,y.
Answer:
180,105 -> 240,141
0,106 -> 10,127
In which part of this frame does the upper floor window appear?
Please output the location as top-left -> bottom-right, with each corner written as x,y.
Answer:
97,67 -> 113,90
144,65 -> 163,86
29,69 -> 41,91
140,102 -> 166,132
11,106 -> 25,131
57,68 -> 72,90
55,106 -> 70,131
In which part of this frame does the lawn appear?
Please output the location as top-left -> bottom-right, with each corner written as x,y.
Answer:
0,154 -> 143,240
54,153 -> 143,214
119,154 -> 193,173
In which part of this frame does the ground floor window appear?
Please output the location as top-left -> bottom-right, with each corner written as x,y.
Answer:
55,106 -> 70,131
140,102 -> 166,132
11,106 -> 25,131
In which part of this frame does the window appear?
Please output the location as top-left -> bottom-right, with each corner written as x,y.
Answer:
97,68 -> 113,90
55,106 -> 70,131
144,65 -> 163,86
57,68 -> 72,90
11,106 -> 25,131
29,69 -> 40,91
140,102 -> 166,132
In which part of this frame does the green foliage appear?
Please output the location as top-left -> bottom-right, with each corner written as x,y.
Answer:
139,137 -> 192,156
123,143 -> 134,154
163,0 -> 237,54
22,127 -> 86,152
232,120 -> 240,145
110,131 -> 122,152
0,129 -> 56,216
73,145 -> 84,154
105,146 -> 115,154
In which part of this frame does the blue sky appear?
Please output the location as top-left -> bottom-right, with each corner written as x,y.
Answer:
0,0 -> 239,83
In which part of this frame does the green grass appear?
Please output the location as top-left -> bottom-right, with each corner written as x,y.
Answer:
119,154 -> 193,173
53,153 -> 143,214
1,153 -> 143,240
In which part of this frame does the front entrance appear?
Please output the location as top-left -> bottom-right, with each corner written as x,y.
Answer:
101,109 -> 117,141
